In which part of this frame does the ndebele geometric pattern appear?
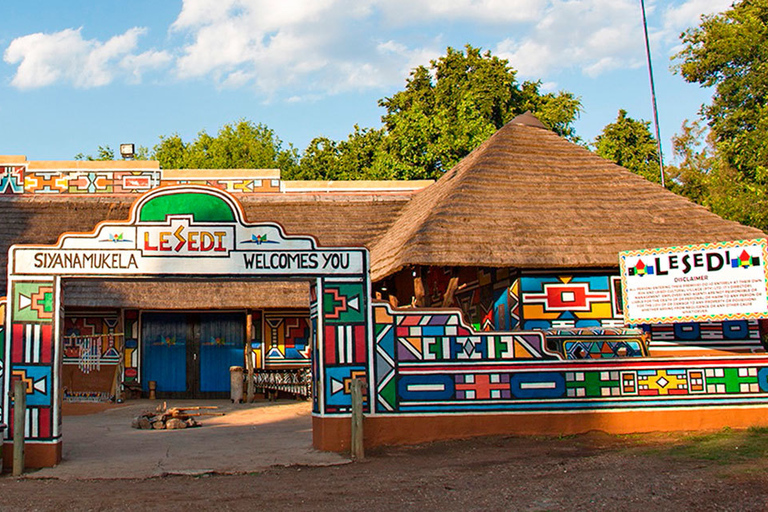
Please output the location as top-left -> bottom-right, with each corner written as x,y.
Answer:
371,303 -> 768,414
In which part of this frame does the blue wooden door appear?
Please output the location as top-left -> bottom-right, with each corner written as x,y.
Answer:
141,312 -> 188,392
199,313 -> 245,392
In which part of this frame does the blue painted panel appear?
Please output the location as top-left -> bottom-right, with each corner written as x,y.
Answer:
723,320 -> 750,339
509,372 -> 565,399
200,313 -> 245,393
142,313 -> 187,392
398,374 -> 455,400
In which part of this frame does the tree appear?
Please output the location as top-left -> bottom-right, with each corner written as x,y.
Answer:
152,120 -> 299,174
373,45 -> 582,179
74,145 -> 149,161
665,119 -> 768,232
296,126 -> 388,180
74,145 -> 115,161
674,0 -> 768,183
593,109 -> 661,184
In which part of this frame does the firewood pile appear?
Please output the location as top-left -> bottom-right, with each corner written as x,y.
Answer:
131,402 -> 224,430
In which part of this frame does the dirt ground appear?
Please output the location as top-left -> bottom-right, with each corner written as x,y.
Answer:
2,428 -> 768,511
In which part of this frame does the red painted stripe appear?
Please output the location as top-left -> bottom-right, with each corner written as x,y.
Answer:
395,356 -> 768,373
11,324 -> 24,363
324,325 -> 336,365
353,325 -> 366,364
39,324 -> 53,364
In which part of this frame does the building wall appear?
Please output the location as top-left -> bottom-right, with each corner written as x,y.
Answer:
416,267 -> 764,357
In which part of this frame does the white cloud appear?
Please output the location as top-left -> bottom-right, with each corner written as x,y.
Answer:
4,27 -> 168,89
374,0 -> 547,25
491,0 -> 732,81
3,0 -> 733,97
170,0 -> 445,97
494,0 -> 644,79
663,0 -> 732,34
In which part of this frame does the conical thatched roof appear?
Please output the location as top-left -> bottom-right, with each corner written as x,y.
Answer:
369,113 -> 766,281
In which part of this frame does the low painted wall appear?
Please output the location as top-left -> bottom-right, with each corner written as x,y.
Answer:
313,303 -> 768,451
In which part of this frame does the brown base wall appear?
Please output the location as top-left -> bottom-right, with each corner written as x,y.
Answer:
2,441 -> 62,470
313,407 -> 768,452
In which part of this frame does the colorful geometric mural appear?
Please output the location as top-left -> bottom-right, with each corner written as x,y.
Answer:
8,280 -> 57,441
63,313 -> 121,361
6,168 -> 283,195
321,280 -> 369,413
371,303 -> 768,415
1,166 -> 24,194
263,313 -> 311,368
372,304 -> 558,413
450,268 -> 520,331
123,310 -> 139,383
63,312 -> 122,375
520,275 -> 622,330
648,320 -> 763,356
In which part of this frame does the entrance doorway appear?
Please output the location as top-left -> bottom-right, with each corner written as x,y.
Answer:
141,312 -> 245,397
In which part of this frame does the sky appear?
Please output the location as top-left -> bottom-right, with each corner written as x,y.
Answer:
0,0 -> 732,163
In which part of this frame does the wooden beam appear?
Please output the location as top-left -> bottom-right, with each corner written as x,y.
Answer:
442,276 -> 460,308
413,267 -> 425,307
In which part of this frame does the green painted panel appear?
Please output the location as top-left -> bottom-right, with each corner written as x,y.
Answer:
139,193 -> 235,223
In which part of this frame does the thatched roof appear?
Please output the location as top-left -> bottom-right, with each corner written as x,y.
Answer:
63,279 -> 310,309
0,193 -> 410,306
369,113 -> 766,281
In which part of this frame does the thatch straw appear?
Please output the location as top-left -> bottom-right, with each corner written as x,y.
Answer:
369,113 -> 766,281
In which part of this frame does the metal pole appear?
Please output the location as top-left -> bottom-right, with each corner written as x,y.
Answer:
640,0 -> 666,187
13,380 -> 26,476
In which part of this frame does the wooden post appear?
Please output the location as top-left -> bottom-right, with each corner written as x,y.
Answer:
13,380 -> 26,476
413,266 -> 425,307
442,276 -> 460,308
350,377 -> 365,461
245,312 -> 255,403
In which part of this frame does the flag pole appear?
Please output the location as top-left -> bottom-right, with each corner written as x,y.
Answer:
640,0 -> 666,187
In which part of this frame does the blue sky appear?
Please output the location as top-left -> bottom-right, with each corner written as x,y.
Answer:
0,0 -> 731,164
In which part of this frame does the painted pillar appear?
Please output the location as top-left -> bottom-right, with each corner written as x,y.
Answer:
312,274 -> 372,451
2,277 -> 62,468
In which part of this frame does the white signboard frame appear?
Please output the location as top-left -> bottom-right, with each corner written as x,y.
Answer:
619,239 -> 768,325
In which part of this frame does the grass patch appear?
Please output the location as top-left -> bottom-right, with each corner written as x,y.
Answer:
654,427 -> 768,464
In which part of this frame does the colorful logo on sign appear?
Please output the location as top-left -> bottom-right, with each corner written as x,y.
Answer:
628,259 -> 654,276
732,250 -> 761,269
99,233 -> 132,243
242,234 -> 279,245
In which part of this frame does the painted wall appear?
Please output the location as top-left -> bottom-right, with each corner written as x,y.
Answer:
422,268 -> 763,357
368,303 -> 768,416
62,311 -> 122,396
1,165 -> 281,195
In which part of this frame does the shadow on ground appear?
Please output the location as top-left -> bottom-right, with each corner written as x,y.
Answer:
26,399 -> 348,480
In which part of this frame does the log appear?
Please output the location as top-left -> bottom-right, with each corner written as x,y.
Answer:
166,418 -> 187,430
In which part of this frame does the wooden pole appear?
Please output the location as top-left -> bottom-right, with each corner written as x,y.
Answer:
442,276 -> 460,308
245,312 -> 255,403
350,377 -> 365,461
413,266 -> 425,307
13,380 -> 26,476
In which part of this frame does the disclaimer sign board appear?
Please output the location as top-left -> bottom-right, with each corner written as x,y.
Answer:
619,239 -> 768,325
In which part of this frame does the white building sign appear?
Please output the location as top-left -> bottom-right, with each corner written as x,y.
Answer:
619,239 -> 768,324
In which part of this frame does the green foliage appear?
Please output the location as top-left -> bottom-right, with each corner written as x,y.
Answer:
152,120 -> 299,174
594,109 -> 661,184
295,126 -> 388,180
674,0 -> 768,182
665,119 -> 768,232
74,144 -> 149,161
373,45 -> 581,179
74,145 -> 115,161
